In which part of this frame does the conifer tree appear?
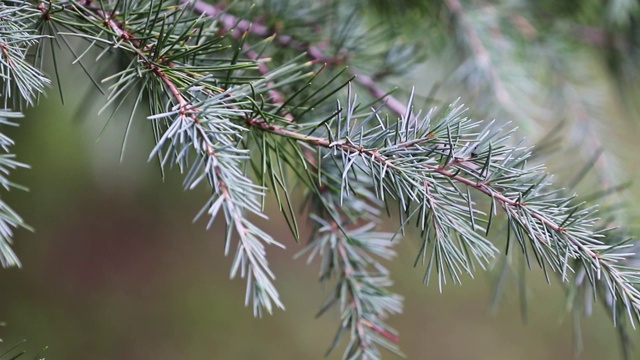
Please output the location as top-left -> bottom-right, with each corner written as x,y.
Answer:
2,0 -> 640,359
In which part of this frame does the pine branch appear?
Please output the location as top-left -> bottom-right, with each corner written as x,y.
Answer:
282,115 -> 403,358
443,0 -> 517,114
0,1 -> 50,108
39,0 -> 640,343
182,0 -> 416,122
441,1 -> 624,199
244,97 -> 640,324
38,0 -> 309,315
538,43 -> 623,195
0,110 -> 29,269
299,190 -> 403,359
0,1 -> 42,268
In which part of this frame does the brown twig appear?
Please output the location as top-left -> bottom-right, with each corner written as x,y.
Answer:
249,114 -> 640,312
67,0 -> 283,311
246,116 -> 606,264
182,0 -> 416,123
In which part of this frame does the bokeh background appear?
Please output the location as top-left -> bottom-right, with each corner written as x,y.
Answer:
3,0 -> 640,359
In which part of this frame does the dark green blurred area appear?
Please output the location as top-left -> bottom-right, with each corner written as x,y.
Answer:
0,84 -> 623,359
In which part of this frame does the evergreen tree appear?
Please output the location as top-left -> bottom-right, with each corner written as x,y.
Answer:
2,0 -> 640,359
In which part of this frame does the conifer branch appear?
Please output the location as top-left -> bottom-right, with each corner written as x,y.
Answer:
245,100 -> 640,324
442,0 -> 625,227
540,46 -> 622,194
39,0 -> 299,315
0,111 -> 29,269
0,1 -> 43,268
298,180 -> 403,359
281,111 -> 403,358
182,0 -> 415,121
0,1 -> 49,108
443,0 -> 517,113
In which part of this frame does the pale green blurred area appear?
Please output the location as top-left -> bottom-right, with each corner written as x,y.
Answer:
0,80 -> 629,360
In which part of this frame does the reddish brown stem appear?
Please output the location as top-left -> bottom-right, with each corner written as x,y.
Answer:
247,116 -> 605,264
182,0 -> 416,122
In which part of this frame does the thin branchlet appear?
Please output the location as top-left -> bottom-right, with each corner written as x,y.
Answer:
0,111 -> 29,269
244,95 -> 640,324
182,0 -> 418,123
44,0 -> 293,315
0,1 -> 50,108
0,1 -> 43,268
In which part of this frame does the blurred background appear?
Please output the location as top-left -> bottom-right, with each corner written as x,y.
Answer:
3,0 -> 640,359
